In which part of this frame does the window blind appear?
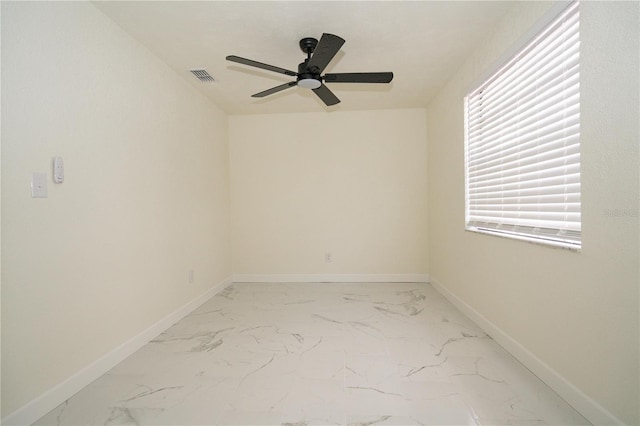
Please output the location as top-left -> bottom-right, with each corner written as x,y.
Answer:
464,1 -> 581,248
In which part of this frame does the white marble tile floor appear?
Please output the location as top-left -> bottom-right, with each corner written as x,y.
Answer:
34,283 -> 589,425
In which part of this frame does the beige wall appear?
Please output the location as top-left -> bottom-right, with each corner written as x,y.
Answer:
1,2 -> 231,415
229,109 -> 428,277
426,1 -> 639,424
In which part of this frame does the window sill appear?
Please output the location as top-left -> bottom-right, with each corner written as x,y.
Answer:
465,226 -> 582,252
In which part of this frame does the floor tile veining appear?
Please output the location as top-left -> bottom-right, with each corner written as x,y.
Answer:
35,283 -> 589,425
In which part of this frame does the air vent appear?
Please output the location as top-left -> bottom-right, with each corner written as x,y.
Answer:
190,69 -> 215,82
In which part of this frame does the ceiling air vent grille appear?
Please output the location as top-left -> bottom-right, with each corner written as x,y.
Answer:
190,69 -> 215,82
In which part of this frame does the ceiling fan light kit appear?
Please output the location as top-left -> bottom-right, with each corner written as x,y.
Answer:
297,78 -> 322,89
226,33 -> 393,106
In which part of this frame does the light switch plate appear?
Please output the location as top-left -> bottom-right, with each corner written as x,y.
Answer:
31,172 -> 48,198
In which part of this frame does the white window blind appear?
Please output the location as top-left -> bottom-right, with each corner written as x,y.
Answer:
464,1 -> 581,249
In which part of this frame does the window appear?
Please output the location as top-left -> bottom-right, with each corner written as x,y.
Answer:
464,1 -> 581,249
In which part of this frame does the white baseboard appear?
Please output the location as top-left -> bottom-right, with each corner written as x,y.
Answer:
232,273 -> 429,283
430,276 -> 624,426
2,276 -> 233,426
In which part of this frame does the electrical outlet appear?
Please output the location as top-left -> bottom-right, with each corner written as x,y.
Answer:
325,252 -> 332,263
188,270 -> 194,283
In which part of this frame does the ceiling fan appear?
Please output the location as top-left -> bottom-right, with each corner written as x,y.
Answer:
226,33 -> 393,106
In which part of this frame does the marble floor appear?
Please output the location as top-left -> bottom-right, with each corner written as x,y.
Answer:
35,282 -> 589,426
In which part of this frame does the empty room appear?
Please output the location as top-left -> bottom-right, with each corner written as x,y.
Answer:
1,1 -> 638,425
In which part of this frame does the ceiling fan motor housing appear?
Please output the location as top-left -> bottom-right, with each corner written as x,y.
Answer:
297,60 -> 322,89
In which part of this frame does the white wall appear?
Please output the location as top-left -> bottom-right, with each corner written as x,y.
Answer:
426,2 -> 639,425
229,109 -> 428,279
1,2 -> 231,417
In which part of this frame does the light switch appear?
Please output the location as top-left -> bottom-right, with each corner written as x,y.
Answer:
31,172 -> 48,198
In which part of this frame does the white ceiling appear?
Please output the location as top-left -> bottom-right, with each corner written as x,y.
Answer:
94,1 -> 515,115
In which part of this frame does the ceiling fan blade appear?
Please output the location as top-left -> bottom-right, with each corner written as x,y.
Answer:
324,72 -> 394,84
226,55 -> 297,77
312,83 -> 340,106
306,33 -> 345,74
251,81 -> 298,98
